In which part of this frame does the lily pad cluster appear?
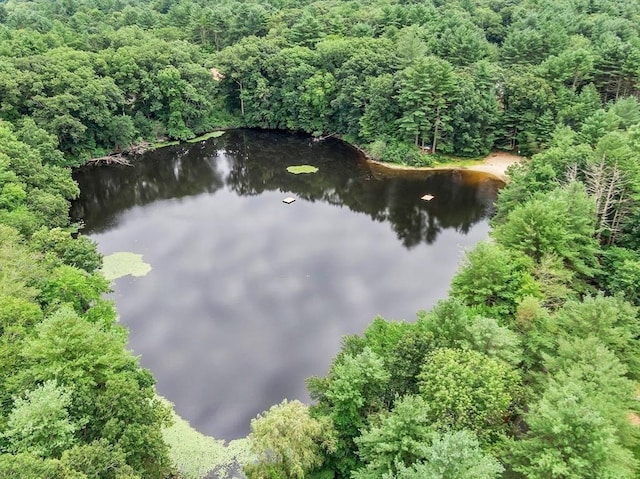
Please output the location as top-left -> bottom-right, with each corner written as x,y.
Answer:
101,252 -> 152,281
286,165 -> 319,174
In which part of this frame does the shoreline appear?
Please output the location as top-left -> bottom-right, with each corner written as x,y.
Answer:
363,151 -> 524,182
83,128 -> 524,182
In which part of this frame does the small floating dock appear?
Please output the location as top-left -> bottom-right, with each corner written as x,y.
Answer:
282,197 -> 296,204
421,194 -> 434,201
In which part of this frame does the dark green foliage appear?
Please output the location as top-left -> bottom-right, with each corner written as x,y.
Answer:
2,1 -> 640,478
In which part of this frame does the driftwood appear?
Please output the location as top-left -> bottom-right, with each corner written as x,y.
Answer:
85,141 -> 154,167
312,133 -> 337,142
86,154 -> 132,166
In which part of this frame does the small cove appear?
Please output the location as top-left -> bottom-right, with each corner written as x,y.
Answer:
71,129 -> 503,440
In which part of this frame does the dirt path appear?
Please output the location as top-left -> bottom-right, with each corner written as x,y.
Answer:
366,151 -> 524,181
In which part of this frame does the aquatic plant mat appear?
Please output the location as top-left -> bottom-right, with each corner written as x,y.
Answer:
161,398 -> 251,479
101,252 -> 152,281
187,131 -> 225,143
286,165 -> 319,174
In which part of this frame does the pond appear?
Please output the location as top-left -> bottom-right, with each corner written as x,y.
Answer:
71,129 -> 503,440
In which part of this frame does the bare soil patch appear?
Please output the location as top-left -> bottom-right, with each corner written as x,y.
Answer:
366,151 -> 524,181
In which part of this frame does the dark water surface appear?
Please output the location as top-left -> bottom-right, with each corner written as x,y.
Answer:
71,130 -> 502,440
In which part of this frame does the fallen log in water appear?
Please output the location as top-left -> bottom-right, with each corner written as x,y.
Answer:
85,154 -> 132,166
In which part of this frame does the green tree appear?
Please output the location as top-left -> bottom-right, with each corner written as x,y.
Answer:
3,380 -> 77,458
308,348 -> 390,477
553,294 -> 640,378
245,400 -> 335,479
396,56 -> 457,152
493,182 -> 601,279
393,430 -> 503,479
8,306 -> 172,477
353,395 -> 433,479
509,379 -> 637,479
418,348 -> 520,441
450,241 -> 540,321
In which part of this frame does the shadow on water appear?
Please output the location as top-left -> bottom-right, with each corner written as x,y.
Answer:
70,129 -> 502,440
72,129 -> 500,247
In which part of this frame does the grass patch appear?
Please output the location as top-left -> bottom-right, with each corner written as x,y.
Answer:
101,252 -> 152,281
187,131 -> 225,143
287,165 -> 319,174
432,156 -> 486,168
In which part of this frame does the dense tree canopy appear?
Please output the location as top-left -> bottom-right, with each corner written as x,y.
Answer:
1,0 -> 640,477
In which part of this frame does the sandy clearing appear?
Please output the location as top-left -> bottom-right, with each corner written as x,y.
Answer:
468,152 -> 524,181
366,151 -> 524,182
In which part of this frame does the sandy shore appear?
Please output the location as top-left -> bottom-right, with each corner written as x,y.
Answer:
366,151 -> 524,182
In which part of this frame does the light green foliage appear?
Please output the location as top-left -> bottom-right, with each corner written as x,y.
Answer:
418,298 -> 521,366
30,227 -> 102,273
101,252 -> 152,281
59,439 -> 141,479
494,182 -> 601,278
393,430 -> 503,479
286,165 -> 319,174
0,182 -> 26,209
462,316 -> 522,367
353,395 -> 433,479
9,305 -> 173,477
514,297 -> 557,375
322,348 -> 390,433
245,399 -> 335,479
0,121 -> 77,233
0,453 -> 64,479
39,264 -> 110,313
553,294 -> 640,378
3,380 -> 76,458
418,348 -> 519,441
450,241 -> 540,321
600,247 -> 640,304
0,224 -> 44,300
162,401 -> 250,479
418,298 -> 470,350
309,347 -> 390,477
509,379 -> 637,479
544,337 -> 636,424
530,254 -> 576,309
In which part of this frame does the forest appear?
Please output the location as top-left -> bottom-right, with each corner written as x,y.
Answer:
0,0 -> 639,477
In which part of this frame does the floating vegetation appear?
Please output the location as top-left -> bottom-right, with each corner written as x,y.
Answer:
161,398 -> 251,479
187,131 -> 225,143
150,140 -> 180,149
101,252 -> 152,281
286,165 -> 319,174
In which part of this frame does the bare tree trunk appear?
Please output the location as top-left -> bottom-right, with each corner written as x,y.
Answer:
432,104 -> 440,154
585,155 -> 629,244
234,79 -> 245,116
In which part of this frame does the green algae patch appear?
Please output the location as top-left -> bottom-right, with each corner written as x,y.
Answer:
187,131 -> 225,143
286,165 -> 318,174
101,252 -> 152,281
160,398 -> 251,479
150,140 -> 180,149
